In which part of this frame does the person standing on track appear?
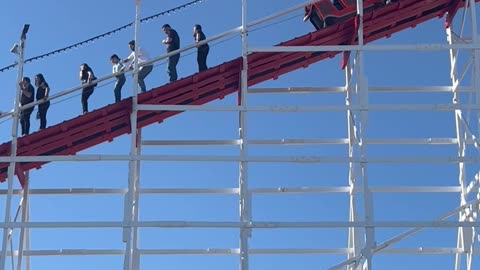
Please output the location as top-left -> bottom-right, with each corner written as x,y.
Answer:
162,24 -> 180,82
19,76 -> 35,135
193,24 -> 209,72
34,73 -> 50,130
123,40 -> 153,93
110,54 -> 125,102
79,63 -> 96,114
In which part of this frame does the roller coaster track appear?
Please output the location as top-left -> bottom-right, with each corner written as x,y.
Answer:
0,0 -> 477,186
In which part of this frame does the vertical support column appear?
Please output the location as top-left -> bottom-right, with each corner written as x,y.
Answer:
469,0 -> 480,137
466,1 -> 479,269
124,1 -> 141,270
131,131 -> 141,270
451,40 -> 468,270
354,1 -> 374,269
16,173 -> 29,270
0,25 -> 28,270
25,175 -> 30,270
239,0 -> 251,270
448,0 -> 477,266
345,62 -> 362,270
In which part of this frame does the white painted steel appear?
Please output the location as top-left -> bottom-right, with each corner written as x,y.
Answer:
1,221 -> 480,229
141,138 -> 459,146
239,1 -> 250,270
15,175 -> 29,270
5,155 -> 480,163
346,58 -> 362,270
4,247 -> 480,257
137,103 -> 480,112
1,1 -> 480,269
123,2 -> 141,270
249,43 -> 480,52
447,1 -> 480,269
465,2 -> 479,269
1,29 -> 25,270
1,186 -> 477,196
248,86 -> 472,93
355,7 -> 375,267
4,247 -> 468,256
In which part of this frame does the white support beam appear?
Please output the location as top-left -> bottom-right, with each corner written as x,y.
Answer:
248,86 -> 472,94
1,221 -> 480,229
239,1 -> 251,270
141,138 -> 464,147
123,1 -> 141,270
8,248 -> 480,256
136,103 -> 480,113
0,186 -> 478,196
448,2 -> 479,268
6,154 -> 480,163
1,26 -> 27,270
248,43 -> 480,53
15,174 -> 29,270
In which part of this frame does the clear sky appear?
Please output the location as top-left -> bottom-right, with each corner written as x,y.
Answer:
0,0 -> 479,269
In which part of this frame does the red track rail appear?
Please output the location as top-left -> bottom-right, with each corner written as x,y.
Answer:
0,0 -> 476,185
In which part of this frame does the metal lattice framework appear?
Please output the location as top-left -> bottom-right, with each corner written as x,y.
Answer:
1,0 -> 480,269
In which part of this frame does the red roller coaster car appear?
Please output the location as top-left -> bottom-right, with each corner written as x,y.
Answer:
304,0 -> 398,29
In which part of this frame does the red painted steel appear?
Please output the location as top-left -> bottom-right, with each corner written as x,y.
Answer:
0,0 -> 477,185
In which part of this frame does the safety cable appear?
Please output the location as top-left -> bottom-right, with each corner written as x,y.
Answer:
0,0 -> 205,73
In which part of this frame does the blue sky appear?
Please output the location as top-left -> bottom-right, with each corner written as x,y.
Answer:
0,0 -> 479,269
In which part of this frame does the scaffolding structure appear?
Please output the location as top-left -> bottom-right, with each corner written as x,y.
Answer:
1,0 -> 480,269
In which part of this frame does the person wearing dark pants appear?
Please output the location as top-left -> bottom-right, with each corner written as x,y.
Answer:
37,102 -> 49,130
34,74 -> 50,130
20,110 -> 33,135
162,24 -> 180,82
19,77 -> 35,135
138,64 -> 153,92
79,63 -> 96,114
110,54 -> 126,102
167,54 -> 179,81
193,24 -> 209,72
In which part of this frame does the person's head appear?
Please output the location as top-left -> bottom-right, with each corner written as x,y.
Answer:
21,77 -> 31,86
34,73 -> 45,87
162,24 -> 171,35
193,24 -> 202,33
110,54 -> 120,64
80,63 -> 91,72
128,40 -> 135,51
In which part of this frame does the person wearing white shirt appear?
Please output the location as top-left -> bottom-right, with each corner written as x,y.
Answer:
110,54 -> 126,102
123,40 -> 153,93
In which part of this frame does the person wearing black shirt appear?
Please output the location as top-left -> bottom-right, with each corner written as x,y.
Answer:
79,63 -> 96,114
34,74 -> 50,130
162,24 -> 180,82
19,77 -> 35,135
193,24 -> 209,72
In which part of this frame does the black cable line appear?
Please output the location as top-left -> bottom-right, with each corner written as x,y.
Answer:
0,0 -> 205,73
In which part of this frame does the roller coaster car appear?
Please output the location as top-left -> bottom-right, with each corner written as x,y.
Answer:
304,0 -> 398,30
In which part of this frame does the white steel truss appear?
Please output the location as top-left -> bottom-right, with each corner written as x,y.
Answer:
1,1 -> 480,270
449,1 -> 480,270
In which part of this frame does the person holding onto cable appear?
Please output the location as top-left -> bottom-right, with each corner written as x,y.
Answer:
123,40 -> 153,93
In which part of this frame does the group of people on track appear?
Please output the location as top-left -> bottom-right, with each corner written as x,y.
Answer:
14,23 -> 210,136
